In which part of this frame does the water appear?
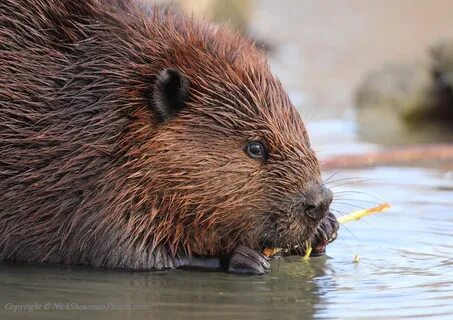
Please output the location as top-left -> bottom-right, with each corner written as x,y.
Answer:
1,124 -> 452,319
1,1 -> 453,319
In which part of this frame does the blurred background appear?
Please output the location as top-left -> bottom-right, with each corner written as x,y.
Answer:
158,0 -> 453,152
143,2 -> 453,319
1,2 -> 452,320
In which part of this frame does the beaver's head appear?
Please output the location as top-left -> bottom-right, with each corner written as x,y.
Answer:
126,17 -> 333,257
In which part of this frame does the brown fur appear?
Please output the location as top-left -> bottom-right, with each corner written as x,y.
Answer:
0,0 -> 330,270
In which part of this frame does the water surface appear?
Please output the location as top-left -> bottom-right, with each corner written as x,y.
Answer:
1,132 -> 452,319
1,1 -> 453,319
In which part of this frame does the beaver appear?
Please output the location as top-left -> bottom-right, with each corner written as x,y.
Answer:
0,0 -> 338,274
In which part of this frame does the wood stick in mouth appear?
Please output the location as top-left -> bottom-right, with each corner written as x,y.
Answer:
263,203 -> 391,258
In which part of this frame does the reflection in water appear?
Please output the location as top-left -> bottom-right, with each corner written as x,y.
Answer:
0,259 -> 328,320
320,166 -> 453,319
1,163 -> 452,320
1,1 -> 453,319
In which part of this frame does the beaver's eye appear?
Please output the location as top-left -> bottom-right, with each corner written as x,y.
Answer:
246,141 -> 265,159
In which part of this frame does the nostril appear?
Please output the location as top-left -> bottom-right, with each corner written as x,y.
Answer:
302,183 -> 333,220
304,204 -> 318,219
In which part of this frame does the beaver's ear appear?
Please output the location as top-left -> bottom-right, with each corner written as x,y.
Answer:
152,68 -> 189,122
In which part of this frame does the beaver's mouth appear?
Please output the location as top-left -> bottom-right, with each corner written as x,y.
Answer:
261,241 -> 328,257
285,240 -> 329,256
259,210 -> 338,257
310,240 -> 329,256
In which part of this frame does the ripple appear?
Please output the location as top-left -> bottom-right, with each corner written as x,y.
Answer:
1,165 -> 452,319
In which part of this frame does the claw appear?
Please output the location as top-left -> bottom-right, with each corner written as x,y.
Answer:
228,245 -> 271,275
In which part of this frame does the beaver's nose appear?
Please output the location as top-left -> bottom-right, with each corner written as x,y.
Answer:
303,184 -> 333,220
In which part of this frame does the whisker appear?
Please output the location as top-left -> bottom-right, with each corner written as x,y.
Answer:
323,170 -> 342,184
325,176 -> 373,184
328,179 -> 375,188
331,202 -> 369,210
333,190 -> 382,200
337,223 -> 359,240
332,198 -> 379,205
331,208 -> 349,217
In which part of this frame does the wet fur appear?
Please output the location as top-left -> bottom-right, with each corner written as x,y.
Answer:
0,0 -> 333,270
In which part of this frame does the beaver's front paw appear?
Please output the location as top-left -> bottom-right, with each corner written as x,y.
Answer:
311,212 -> 339,256
228,245 -> 271,275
